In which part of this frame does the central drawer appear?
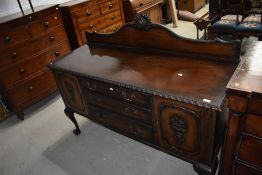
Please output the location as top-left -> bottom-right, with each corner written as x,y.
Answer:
84,91 -> 152,124
79,78 -> 151,108
86,104 -> 154,142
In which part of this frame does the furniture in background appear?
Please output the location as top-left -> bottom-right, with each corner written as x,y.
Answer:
59,0 -> 125,50
219,41 -> 262,175
0,5 -> 71,119
49,15 -> 242,175
178,0 -> 205,13
122,0 -> 164,24
211,0 -> 262,40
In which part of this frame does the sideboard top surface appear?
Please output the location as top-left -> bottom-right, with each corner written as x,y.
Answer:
50,45 -> 236,110
227,41 -> 262,94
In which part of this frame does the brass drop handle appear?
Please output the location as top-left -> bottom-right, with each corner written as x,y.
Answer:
55,51 -> 60,57
5,36 -> 11,43
28,86 -> 33,92
49,36 -> 55,41
43,21 -> 49,27
125,106 -> 138,115
11,52 -> 17,58
86,10 -> 91,16
19,68 -> 25,74
109,2 -> 113,9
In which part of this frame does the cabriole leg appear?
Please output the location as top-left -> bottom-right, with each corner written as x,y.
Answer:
64,107 -> 81,135
193,157 -> 218,175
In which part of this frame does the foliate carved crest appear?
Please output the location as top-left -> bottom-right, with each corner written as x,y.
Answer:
134,14 -> 152,25
170,116 -> 188,146
133,14 -> 152,30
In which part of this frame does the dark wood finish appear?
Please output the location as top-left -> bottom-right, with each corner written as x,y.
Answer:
178,0 -> 205,13
0,5 -> 71,119
219,41 -> 262,175
122,0 -> 164,23
59,0 -> 125,50
49,20 -> 242,175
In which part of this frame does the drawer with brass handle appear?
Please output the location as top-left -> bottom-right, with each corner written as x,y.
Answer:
86,104 -> 154,142
79,78 -> 151,108
84,91 -> 152,124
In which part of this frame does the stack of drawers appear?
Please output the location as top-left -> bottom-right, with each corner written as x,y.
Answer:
60,0 -> 125,49
79,78 -> 154,142
0,5 -> 71,119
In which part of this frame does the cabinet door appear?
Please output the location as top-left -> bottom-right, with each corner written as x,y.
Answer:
55,71 -> 85,112
153,97 -> 214,161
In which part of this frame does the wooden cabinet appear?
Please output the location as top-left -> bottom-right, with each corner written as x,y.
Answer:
179,0 -> 205,13
49,19 -> 242,174
219,41 -> 262,175
0,5 -> 71,119
122,0 -> 164,23
59,0 -> 125,50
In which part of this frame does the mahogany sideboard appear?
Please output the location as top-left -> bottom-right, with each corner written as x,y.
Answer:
0,5 -> 71,120
49,17 -> 242,175
219,41 -> 262,175
59,0 -> 125,50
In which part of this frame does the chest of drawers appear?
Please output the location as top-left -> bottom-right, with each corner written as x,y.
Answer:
219,41 -> 262,175
0,5 -> 71,120
123,0 -> 164,24
60,0 -> 125,50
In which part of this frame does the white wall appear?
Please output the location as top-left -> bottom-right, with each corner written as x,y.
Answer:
0,0 -> 70,18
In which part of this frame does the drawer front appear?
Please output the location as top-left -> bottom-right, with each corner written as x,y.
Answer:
103,10 -> 123,28
84,91 -> 151,124
233,162 -> 262,175
0,26 -> 67,68
0,25 -> 30,51
100,0 -> 120,15
248,97 -> 262,116
78,16 -> 106,31
0,40 -> 71,88
30,11 -> 63,37
237,135 -> 262,168
73,6 -> 101,24
98,21 -> 123,33
5,69 -> 56,106
86,104 -> 154,142
70,0 -> 100,13
79,78 -> 151,108
244,114 -> 262,138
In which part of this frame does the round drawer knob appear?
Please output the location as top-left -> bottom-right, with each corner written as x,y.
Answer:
89,24 -> 94,28
28,86 -> 33,91
11,52 -> 17,58
86,10 -> 91,16
49,36 -> 55,41
55,51 -> 60,57
19,68 -> 25,74
109,3 -> 113,9
43,21 -> 49,27
5,36 -> 11,43
139,3 -> 143,7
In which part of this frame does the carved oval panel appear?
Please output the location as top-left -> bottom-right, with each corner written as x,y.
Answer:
158,103 -> 200,155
